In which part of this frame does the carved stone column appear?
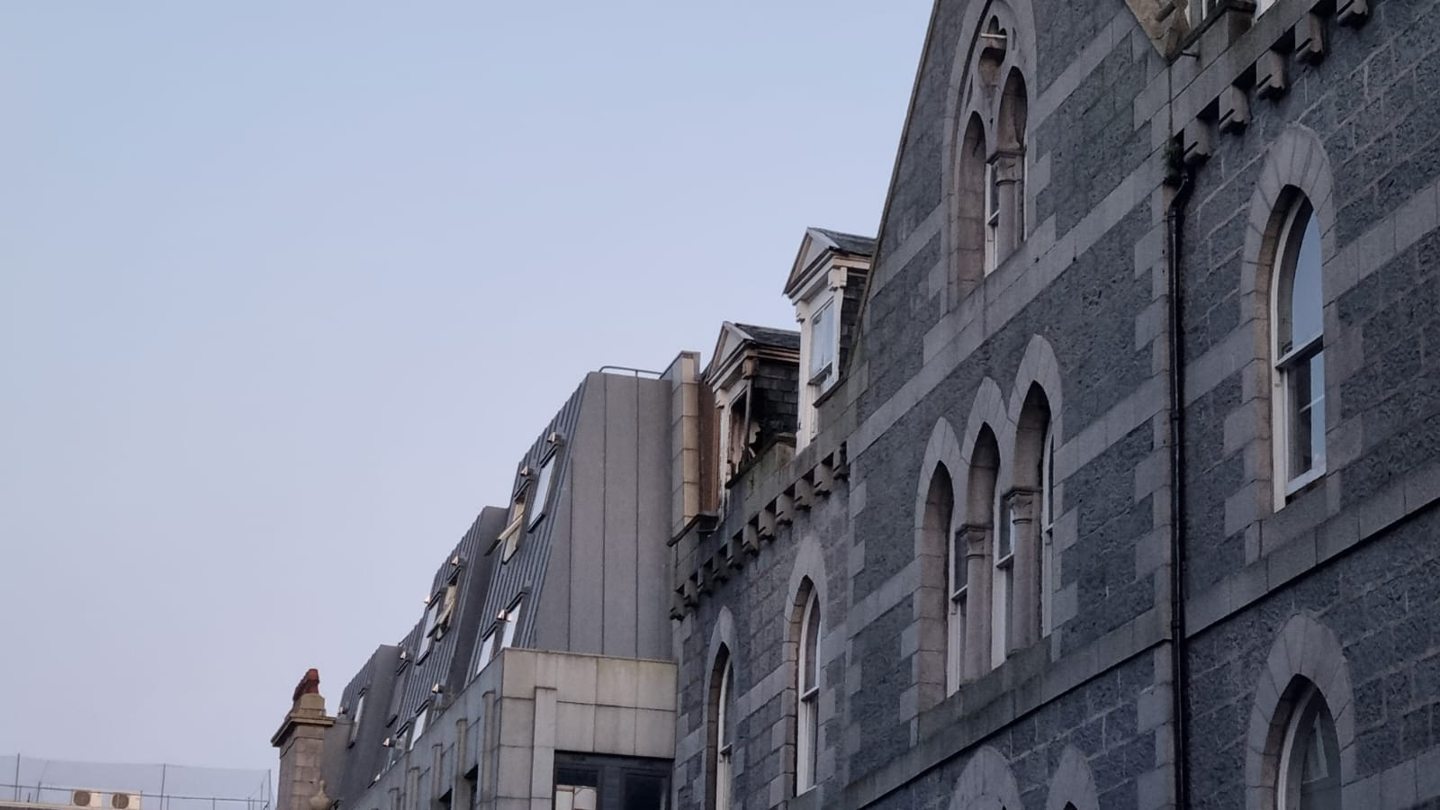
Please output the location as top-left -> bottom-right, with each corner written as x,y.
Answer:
1005,488 -> 1042,653
960,523 -> 993,681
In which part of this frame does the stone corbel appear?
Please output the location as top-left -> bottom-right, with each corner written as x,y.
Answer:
1255,49 -> 1288,99
711,547 -> 730,582
1295,13 -> 1326,64
793,476 -> 815,511
1218,85 -> 1249,134
1182,119 -> 1213,166
833,444 -> 851,481
742,522 -> 760,556
814,458 -> 835,497
1335,0 -> 1368,26
758,506 -> 777,541
776,491 -> 796,525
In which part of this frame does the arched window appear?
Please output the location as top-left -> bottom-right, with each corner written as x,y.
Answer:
708,649 -> 735,810
795,589 -> 822,793
957,115 -> 988,294
1040,427 -> 1055,636
964,426 -> 1003,674
1010,384 -> 1052,650
1277,682 -> 1341,810
923,465 -> 963,693
949,9 -> 1034,295
993,459 -> 1012,666
1272,197 -> 1326,502
991,70 -> 1029,270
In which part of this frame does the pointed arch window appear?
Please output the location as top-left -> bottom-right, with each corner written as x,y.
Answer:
1277,683 -> 1341,810
1272,198 -> 1326,501
1039,427 -> 1056,637
709,651 -> 735,810
992,466 -> 1013,667
796,590 -> 821,793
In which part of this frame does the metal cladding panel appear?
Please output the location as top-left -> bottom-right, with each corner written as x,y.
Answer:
602,374 -> 641,658
468,378 -> 588,671
333,645 -> 399,807
392,517 -> 499,733
635,377 -> 674,660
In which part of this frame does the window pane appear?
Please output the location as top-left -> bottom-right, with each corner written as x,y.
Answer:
1283,691 -> 1341,810
952,529 -> 968,596
349,694 -> 365,743
809,301 -> 835,379
996,499 -> 1012,560
476,631 -> 496,674
803,597 -> 820,691
1289,211 -> 1324,349
529,455 -> 555,528
622,773 -> 666,810
1288,359 -> 1315,477
1309,351 -> 1326,470
501,597 -> 524,650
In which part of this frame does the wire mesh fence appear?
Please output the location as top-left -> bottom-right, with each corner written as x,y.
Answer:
0,756 -> 270,810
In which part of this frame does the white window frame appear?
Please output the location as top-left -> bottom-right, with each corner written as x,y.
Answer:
528,452 -> 557,529
408,705 -> 429,751
417,594 -> 442,659
715,662 -> 734,810
796,592 -> 821,794
348,692 -> 366,745
991,479 -> 1013,669
947,526 -> 967,693
499,487 -> 528,562
475,629 -> 498,675
1270,200 -> 1326,506
807,297 -> 837,390
1040,429 -> 1056,637
984,161 -> 1000,275
500,595 -> 525,650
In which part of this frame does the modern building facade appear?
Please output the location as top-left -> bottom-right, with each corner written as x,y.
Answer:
274,0 -> 1440,808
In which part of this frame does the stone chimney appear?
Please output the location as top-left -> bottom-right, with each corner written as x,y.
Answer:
271,668 -> 335,810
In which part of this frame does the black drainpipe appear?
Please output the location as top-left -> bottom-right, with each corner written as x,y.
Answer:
1165,158 -> 1196,810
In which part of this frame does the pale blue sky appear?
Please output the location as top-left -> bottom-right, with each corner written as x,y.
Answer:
0,1 -> 931,774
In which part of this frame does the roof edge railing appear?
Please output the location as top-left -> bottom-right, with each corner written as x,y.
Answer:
597,365 -> 664,379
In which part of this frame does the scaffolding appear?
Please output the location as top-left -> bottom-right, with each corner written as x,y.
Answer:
0,756 -> 270,810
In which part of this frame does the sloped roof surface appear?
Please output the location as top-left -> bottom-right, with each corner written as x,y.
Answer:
812,228 -> 877,257
734,322 -> 801,350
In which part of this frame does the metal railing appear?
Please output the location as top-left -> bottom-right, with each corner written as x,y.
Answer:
1,756 -> 270,810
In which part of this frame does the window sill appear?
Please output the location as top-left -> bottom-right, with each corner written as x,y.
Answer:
1282,466 -> 1326,501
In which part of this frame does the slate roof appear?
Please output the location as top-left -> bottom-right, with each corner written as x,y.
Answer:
734,322 -> 802,351
812,228 -> 877,257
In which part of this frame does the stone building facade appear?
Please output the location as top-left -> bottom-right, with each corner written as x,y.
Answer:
670,0 -> 1440,809
274,0 -> 1440,808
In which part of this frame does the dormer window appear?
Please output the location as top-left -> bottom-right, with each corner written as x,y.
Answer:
348,692 -> 366,746
528,451 -> 557,529
498,483 -> 529,562
417,585 -> 457,659
474,595 -> 526,675
808,299 -> 836,389
418,595 -> 442,659
783,229 -> 873,450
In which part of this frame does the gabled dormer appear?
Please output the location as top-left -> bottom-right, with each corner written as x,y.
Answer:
783,227 -> 875,449
704,322 -> 801,490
